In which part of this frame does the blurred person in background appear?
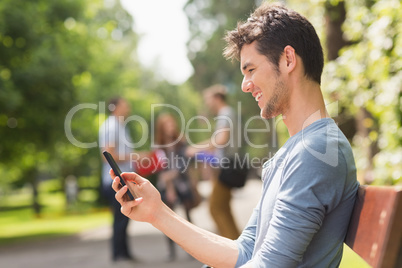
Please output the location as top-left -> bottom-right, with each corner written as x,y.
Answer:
99,96 -> 135,262
154,113 -> 200,261
201,84 -> 241,240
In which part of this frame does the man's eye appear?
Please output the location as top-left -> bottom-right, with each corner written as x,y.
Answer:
249,69 -> 255,73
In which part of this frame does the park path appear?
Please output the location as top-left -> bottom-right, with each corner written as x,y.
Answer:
0,179 -> 262,268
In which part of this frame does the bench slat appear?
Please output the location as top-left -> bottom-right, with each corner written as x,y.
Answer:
345,185 -> 402,268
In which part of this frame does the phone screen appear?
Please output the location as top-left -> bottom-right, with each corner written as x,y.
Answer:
102,151 -> 138,199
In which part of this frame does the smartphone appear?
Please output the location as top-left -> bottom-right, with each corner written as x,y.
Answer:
102,150 -> 138,199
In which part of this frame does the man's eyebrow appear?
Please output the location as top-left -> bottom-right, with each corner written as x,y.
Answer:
242,62 -> 250,71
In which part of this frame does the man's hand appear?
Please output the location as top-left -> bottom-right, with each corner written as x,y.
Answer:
109,170 -> 238,268
110,170 -> 163,224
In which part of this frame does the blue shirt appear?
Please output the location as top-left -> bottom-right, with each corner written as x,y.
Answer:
99,116 -> 134,188
236,118 -> 358,267
215,105 -> 239,159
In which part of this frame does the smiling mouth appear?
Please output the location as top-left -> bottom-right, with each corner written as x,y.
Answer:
255,92 -> 262,102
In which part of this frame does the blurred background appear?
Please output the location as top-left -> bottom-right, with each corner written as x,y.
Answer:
0,0 -> 400,267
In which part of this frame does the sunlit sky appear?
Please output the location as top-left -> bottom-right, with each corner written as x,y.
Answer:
120,0 -> 193,85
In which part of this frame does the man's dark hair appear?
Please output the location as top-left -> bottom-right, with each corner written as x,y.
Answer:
203,84 -> 227,102
107,96 -> 123,114
214,92 -> 226,102
224,2 -> 324,84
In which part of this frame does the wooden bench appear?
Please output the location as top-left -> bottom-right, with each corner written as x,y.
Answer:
345,185 -> 402,268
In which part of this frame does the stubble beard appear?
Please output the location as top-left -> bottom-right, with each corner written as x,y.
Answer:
262,79 -> 289,119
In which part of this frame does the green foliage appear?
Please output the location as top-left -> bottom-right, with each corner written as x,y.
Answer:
0,0 -> 92,195
185,0 -> 256,90
0,0 -> 84,156
0,0 -> 151,201
322,0 -> 402,184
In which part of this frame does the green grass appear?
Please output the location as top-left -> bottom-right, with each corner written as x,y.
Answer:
0,189 -> 111,246
0,208 -> 111,245
340,245 -> 371,268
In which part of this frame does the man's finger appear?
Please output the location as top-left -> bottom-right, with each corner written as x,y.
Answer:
121,172 -> 146,185
121,202 -> 137,216
115,184 -> 129,203
109,169 -> 118,183
112,177 -> 123,193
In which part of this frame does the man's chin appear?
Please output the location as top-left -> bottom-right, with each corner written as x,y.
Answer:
260,109 -> 276,120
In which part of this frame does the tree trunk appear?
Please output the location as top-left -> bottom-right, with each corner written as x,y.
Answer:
325,0 -> 347,61
28,168 -> 41,216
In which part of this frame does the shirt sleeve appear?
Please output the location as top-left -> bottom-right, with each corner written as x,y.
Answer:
235,207 -> 259,267
251,145 -> 347,267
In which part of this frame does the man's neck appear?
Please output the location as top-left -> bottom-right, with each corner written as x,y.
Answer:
282,80 -> 329,137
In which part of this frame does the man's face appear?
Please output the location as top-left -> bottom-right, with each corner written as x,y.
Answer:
240,42 -> 289,119
115,99 -> 131,119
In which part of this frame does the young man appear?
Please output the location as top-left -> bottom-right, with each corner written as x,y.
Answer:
110,3 -> 358,267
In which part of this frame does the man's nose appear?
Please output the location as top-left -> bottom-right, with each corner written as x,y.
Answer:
242,78 -> 254,93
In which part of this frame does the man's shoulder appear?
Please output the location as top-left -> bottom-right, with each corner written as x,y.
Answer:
100,116 -> 118,128
218,105 -> 234,116
99,116 -> 119,136
287,120 -> 352,168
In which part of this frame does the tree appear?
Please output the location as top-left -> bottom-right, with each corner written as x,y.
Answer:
321,0 -> 402,185
0,0 -> 144,213
0,0 -> 89,213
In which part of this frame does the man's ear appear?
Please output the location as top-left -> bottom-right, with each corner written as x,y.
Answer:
283,45 -> 297,73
